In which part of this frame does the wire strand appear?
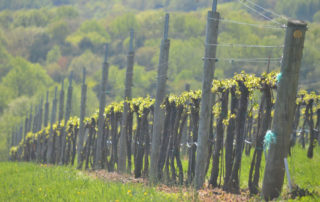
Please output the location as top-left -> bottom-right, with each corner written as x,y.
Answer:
238,0 -> 282,25
208,17 -> 285,30
244,0 -> 288,20
205,43 -> 284,48
202,57 -> 282,63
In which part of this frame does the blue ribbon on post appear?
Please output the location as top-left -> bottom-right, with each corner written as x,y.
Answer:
264,130 -> 277,151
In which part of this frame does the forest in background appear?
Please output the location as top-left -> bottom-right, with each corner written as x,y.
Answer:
0,0 -> 320,159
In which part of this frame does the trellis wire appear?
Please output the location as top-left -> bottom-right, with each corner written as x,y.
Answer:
205,43 -> 284,48
238,0 -> 283,26
208,17 -> 285,30
244,0 -> 288,21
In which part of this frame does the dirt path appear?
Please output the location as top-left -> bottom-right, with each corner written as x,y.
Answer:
85,170 -> 252,201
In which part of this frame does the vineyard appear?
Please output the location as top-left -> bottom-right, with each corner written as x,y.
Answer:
9,71 -> 320,198
3,0 -> 320,201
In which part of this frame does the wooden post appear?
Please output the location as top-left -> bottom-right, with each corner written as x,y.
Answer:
262,20 -> 307,200
38,97 -> 43,132
181,83 -> 190,155
46,87 -> 58,164
194,0 -> 220,190
16,127 -> 19,146
36,97 -> 43,161
10,127 -> 14,148
24,113 -> 29,141
94,44 -> 109,169
119,29 -> 135,173
58,79 -> 65,125
19,122 -> 23,145
32,105 -> 38,133
149,13 -> 170,183
61,72 -> 73,164
44,91 -> 49,128
28,105 -> 32,133
77,69 -> 87,168
55,80 -> 65,163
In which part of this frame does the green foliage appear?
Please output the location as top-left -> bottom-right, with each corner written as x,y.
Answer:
66,19 -> 110,48
0,0 -> 51,11
29,33 -> 52,63
0,57 -> 53,98
168,0 -> 210,11
54,6 -> 79,19
107,13 -> 138,39
13,9 -> 51,28
314,11 -> 320,22
275,0 -> 320,21
46,45 -> 62,64
48,20 -> 71,44
68,50 -> 103,82
0,43 -> 12,81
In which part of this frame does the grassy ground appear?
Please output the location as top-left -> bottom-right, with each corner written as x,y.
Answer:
0,145 -> 319,201
0,162 -> 187,202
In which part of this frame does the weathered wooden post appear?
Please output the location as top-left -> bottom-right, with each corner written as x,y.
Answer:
28,105 -> 33,133
32,105 -> 38,133
15,127 -> 18,145
61,72 -> 73,164
119,29 -> 135,173
36,97 -> 43,161
262,20 -> 307,200
38,97 -> 43,132
181,83 -> 190,155
44,91 -> 49,128
9,127 -> 14,158
77,69 -> 87,168
19,122 -> 23,145
149,13 -> 170,183
56,79 -> 65,163
194,0 -> 220,190
58,80 -> 65,126
11,127 -> 15,147
24,112 -> 29,141
46,87 -> 58,164
94,44 -> 109,169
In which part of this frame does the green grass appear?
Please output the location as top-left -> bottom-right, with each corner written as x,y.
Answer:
0,162 -> 187,202
180,145 -> 320,201
0,146 -> 319,201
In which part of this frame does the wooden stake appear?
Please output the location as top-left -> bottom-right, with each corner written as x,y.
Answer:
119,29 -> 135,173
94,44 -> 110,169
77,69 -> 87,168
44,91 -> 49,127
262,20 -> 307,200
194,1 -> 220,189
46,87 -> 58,164
61,72 -> 73,164
150,13 -> 170,183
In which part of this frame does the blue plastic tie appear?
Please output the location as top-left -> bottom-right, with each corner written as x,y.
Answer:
264,130 -> 277,151
276,72 -> 282,84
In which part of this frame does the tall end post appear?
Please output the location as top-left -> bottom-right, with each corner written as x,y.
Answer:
46,91 -> 49,103
164,13 -> 170,40
82,68 -> 86,85
69,71 -> 73,86
129,29 -> 134,52
104,43 -> 109,64
61,78 -> 64,90
262,19 -> 307,201
212,0 -> 218,12
54,86 -> 57,99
